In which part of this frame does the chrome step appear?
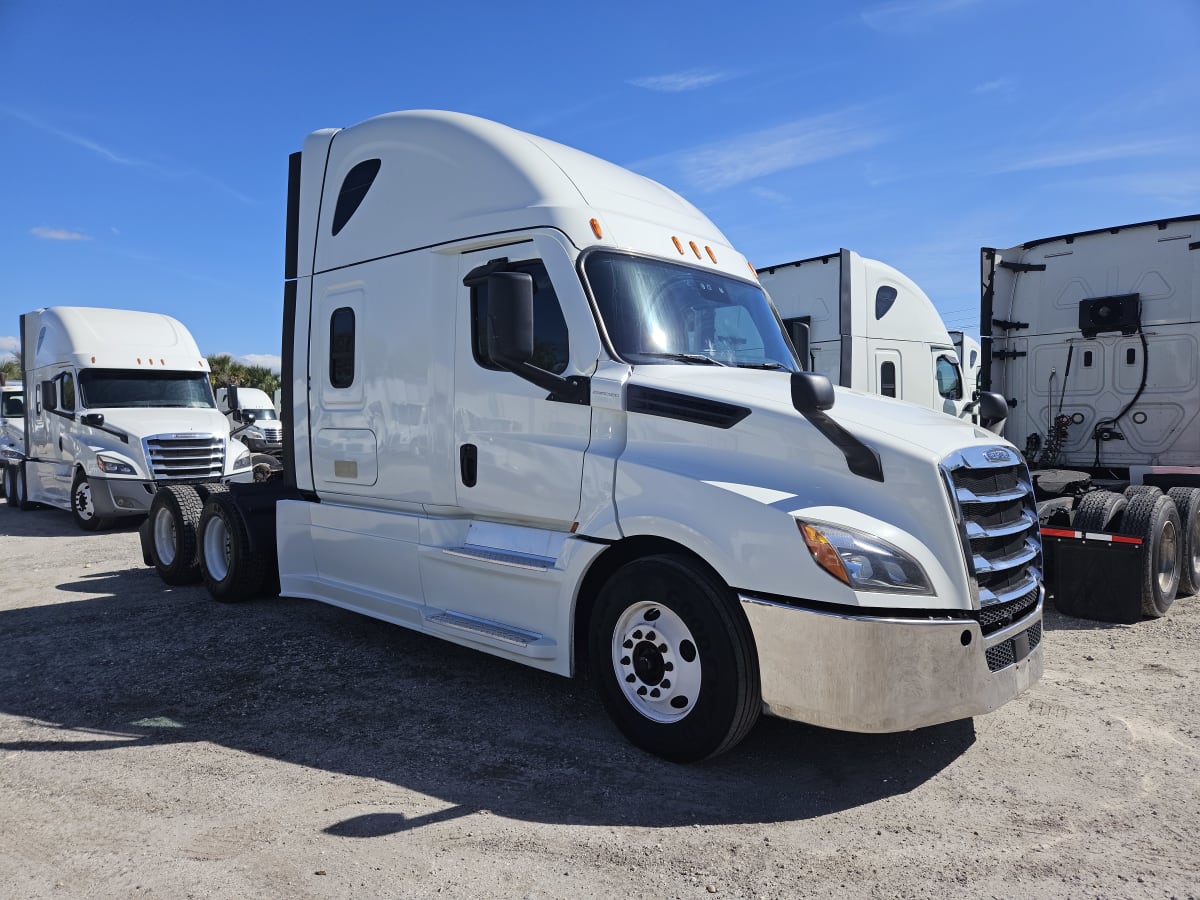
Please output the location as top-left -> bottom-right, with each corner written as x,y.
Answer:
442,545 -> 554,571
425,611 -> 556,659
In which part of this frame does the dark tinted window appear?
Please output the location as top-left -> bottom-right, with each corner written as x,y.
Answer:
60,373 -> 76,412
880,361 -> 897,397
471,261 -> 569,374
875,286 -> 898,319
78,370 -> 215,408
935,356 -> 963,400
331,159 -> 382,236
330,308 -> 356,388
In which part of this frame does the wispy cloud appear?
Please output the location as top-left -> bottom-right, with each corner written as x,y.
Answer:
628,70 -> 734,92
233,353 -> 282,373
994,139 -> 1182,173
32,226 -> 90,241
861,0 -> 983,32
1061,170 -> 1200,206
973,78 -> 1013,94
638,110 -> 887,191
0,105 -> 253,204
749,186 -> 790,205
0,336 -> 19,355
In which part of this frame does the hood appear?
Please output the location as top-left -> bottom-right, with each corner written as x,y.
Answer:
627,366 -> 1000,463
83,407 -> 231,442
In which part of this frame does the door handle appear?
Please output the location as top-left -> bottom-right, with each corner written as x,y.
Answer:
459,443 -> 477,487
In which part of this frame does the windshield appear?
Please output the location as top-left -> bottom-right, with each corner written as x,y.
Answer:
243,408 -> 279,423
78,370 -> 216,409
584,251 -> 799,370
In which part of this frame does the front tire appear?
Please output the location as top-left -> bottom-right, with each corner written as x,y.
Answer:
71,469 -> 109,531
15,463 -> 33,511
589,555 -> 760,762
199,493 -> 265,602
3,466 -> 15,505
148,485 -> 203,585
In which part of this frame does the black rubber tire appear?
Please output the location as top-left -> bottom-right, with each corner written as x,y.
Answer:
15,463 -> 34,510
1167,487 -> 1200,598
1124,484 -> 1163,499
3,466 -> 15,505
1037,496 -> 1075,528
147,485 -> 203,585
589,554 -> 761,762
198,493 -> 265,603
1119,493 -> 1181,617
1072,490 -> 1128,533
71,469 -> 109,531
194,482 -> 230,504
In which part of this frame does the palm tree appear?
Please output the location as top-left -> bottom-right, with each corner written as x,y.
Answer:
242,365 -> 281,397
206,354 -> 247,390
0,353 -> 21,384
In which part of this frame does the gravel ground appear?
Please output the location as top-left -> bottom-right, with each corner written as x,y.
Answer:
1,496 -> 1198,899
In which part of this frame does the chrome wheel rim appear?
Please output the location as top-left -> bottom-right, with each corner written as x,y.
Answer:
75,480 -> 95,521
1158,519 -> 1179,595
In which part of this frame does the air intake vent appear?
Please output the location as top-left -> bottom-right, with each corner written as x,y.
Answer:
627,386 -> 750,429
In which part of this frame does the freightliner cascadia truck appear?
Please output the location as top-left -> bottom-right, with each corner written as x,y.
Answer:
13,306 -> 251,529
140,110 -> 1043,761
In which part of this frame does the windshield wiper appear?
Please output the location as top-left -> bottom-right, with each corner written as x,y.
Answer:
633,352 -> 728,367
735,361 -> 789,370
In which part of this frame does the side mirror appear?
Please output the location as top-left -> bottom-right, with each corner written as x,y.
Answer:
81,413 -> 105,428
231,409 -> 242,422
41,380 -> 58,412
978,391 -> 1009,432
243,411 -> 257,426
485,272 -> 534,369
791,372 -> 835,413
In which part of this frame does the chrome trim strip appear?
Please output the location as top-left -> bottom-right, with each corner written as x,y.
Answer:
972,539 -> 1041,574
956,485 -> 1029,504
965,510 -> 1036,539
442,546 -> 553,571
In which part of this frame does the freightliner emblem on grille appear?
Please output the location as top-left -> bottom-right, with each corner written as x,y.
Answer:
984,447 -> 1012,463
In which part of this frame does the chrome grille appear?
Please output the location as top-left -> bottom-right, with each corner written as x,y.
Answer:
942,446 -> 1043,610
144,433 -> 225,480
259,426 -> 283,442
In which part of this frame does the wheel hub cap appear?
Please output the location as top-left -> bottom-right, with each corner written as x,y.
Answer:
612,601 -> 702,724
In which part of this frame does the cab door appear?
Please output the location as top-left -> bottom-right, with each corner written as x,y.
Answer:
452,238 -> 595,528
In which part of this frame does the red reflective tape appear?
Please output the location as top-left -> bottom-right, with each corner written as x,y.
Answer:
1040,527 -> 1080,538
1110,534 -> 1143,545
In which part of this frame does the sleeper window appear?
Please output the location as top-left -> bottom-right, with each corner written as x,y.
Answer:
331,159 -> 382,236
329,307 -> 356,388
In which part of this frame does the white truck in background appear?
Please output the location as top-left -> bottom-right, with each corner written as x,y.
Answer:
1,377 -> 25,503
982,214 -> 1200,621
758,250 -> 1007,429
950,330 -> 982,396
140,110 -> 1043,761
13,306 -> 252,529
216,385 -> 285,456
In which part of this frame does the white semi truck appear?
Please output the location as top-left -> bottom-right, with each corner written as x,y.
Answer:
982,214 -> 1200,621
13,306 -> 252,529
141,110 -> 1043,761
758,250 -> 1007,428
1,377 -> 24,503
216,385 -> 285,455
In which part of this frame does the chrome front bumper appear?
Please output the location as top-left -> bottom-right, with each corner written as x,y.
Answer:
740,592 -> 1043,733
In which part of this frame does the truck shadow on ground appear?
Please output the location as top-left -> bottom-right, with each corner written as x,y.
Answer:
0,567 -> 976,830
0,503 -> 143,538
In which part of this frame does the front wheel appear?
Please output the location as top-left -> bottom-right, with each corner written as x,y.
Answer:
589,555 -> 760,762
3,466 -> 15,505
71,469 -> 109,531
15,463 -> 33,511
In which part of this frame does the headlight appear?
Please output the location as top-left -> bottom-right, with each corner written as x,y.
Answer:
234,450 -> 251,470
96,455 -> 136,476
797,519 -> 934,595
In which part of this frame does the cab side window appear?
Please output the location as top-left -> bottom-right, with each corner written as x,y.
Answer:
880,361 -> 897,398
471,260 -> 569,374
935,356 -> 962,400
60,372 -> 77,412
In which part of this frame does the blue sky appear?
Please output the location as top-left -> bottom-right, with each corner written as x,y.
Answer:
2,0 -> 1198,370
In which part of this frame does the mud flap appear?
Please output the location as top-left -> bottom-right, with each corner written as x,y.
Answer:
1042,527 -> 1143,623
138,516 -> 155,568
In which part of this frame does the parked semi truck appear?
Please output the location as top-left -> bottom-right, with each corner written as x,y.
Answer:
1,377 -> 24,503
12,306 -> 252,529
216,385 -> 285,455
982,214 -> 1200,621
141,110 -> 1043,761
758,250 -> 1006,428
